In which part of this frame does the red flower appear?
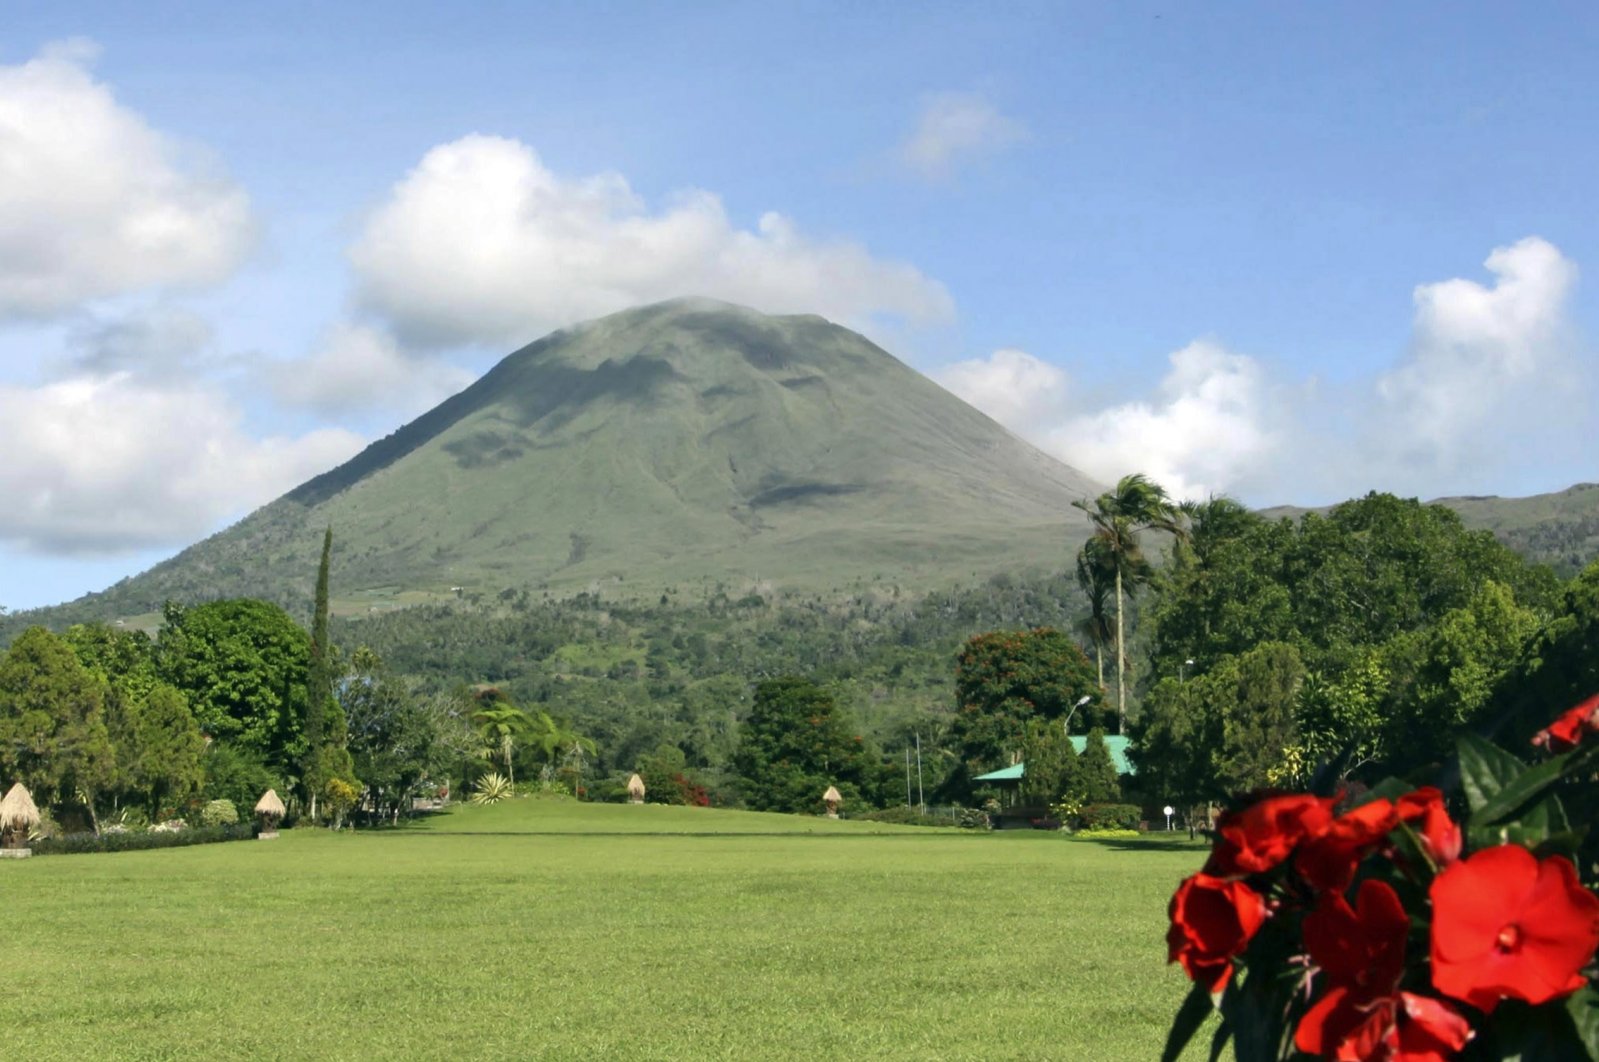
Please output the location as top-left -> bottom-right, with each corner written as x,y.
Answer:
1167,873 -> 1268,991
1297,881 -> 1471,1060
1531,691 -> 1599,753
1296,990 -> 1471,1062
1394,787 -> 1461,867
1296,799 -> 1400,892
1304,879 -> 1410,996
1430,845 -> 1599,1012
1207,793 -> 1337,877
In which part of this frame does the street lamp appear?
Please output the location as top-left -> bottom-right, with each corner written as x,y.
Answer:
1062,694 -> 1092,735
1163,804 -> 1175,831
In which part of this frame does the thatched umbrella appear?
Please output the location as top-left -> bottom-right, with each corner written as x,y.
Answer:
626,773 -> 646,804
822,785 -> 842,819
0,782 -> 40,853
255,788 -> 286,839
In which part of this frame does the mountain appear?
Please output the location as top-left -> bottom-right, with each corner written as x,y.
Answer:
1260,482 -> 1599,576
22,299 -> 1102,624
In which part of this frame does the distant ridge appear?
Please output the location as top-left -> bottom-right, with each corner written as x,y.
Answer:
16,299 -> 1103,626
1260,482 -> 1599,575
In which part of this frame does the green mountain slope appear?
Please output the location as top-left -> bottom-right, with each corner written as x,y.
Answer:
25,299 -> 1102,623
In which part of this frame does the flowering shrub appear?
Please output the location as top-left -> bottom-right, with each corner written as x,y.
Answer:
1162,693 -> 1599,1061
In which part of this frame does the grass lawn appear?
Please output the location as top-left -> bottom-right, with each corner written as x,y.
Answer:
0,801 -> 1212,1060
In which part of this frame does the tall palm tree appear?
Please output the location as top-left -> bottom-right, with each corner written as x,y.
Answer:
1072,473 -> 1186,732
1075,535 -> 1115,692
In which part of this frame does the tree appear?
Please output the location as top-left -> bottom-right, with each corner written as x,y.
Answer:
1017,719 -> 1078,806
0,627 -> 117,817
343,652 -> 450,823
470,689 -> 533,787
157,599 -> 312,763
1488,558 -> 1599,747
1213,642 -> 1306,794
943,628 -> 1099,800
733,677 -> 884,813
131,683 -> 206,819
1077,727 -> 1121,803
1073,473 -> 1186,731
1130,676 -> 1220,835
302,527 -> 335,816
1075,536 -> 1115,691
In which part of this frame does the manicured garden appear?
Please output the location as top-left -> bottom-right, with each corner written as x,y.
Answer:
0,799 -> 1209,1060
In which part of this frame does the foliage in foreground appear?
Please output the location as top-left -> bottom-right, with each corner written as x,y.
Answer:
1162,693 -> 1599,1061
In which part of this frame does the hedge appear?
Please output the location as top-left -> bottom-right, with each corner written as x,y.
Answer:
32,823 -> 256,855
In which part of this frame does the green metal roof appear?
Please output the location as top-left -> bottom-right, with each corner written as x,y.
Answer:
1072,735 -> 1136,776
973,737 -> 1137,782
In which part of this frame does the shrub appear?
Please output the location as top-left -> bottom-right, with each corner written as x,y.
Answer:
470,772 -> 513,805
956,808 -> 991,829
856,806 -> 958,828
1072,827 -> 1141,839
1074,803 -> 1143,831
33,823 -> 254,855
200,799 -> 239,827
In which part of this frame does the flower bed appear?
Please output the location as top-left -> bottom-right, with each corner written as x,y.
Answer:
33,823 -> 256,855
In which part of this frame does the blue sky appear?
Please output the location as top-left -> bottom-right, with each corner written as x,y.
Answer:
3,3 -> 1597,610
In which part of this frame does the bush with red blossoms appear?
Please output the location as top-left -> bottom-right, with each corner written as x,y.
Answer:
1162,692 -> 1599,1061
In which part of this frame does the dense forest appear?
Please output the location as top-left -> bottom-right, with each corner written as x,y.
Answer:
6,490 -> 1599,837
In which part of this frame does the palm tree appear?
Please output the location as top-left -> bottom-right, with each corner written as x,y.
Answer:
1072,473 -> 1186,732
1075,535 -> 1115,692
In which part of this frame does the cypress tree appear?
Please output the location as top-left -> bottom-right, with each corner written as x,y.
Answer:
302,527 -> 333,817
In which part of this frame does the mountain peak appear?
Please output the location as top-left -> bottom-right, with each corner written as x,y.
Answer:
31,303 -> 1101,618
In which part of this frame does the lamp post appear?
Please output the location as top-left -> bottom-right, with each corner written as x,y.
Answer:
1163,804 -> 1175,831
1180,658 -> 1195,684
1062,694 -> 1093,735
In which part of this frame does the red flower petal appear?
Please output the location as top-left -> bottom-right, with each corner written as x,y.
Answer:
1296,799 -> 1400,892
1392,993 -> 1472,1062
1431,846 -> 1599,1012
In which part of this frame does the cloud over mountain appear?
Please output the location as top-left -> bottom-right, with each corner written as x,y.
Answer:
1376,236 -> 1578,470
936,237 -> 1589,504
349,135 -> 953,350
0,41 -> 255,319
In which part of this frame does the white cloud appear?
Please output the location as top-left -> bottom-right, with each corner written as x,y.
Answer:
1052,341 -> 1274,501
934,348 -> 1069,433
0,372 -> 361,553
1376,236 -> 1577,465
0,41 -> 255,319
349,134 -> 952,350
938,340 -> 1275,502
270,321 -> 475,417
898,92 -> 1028,180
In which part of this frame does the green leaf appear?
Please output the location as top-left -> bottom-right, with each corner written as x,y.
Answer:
1568,986 -> 1599,1062
1160,982 -> 1217,1062
1458,732 -> 1527,813
1354,776 -> 1411,807
1477,756 -> 1566,825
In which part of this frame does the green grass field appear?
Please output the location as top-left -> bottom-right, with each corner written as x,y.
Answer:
0,801 -> 1210,1060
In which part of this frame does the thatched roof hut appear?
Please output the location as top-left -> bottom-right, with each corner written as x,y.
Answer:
1,783 -> 40,847
822,785 -> 842,818
255,789 -> 286,819
626,773 -> 646,803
